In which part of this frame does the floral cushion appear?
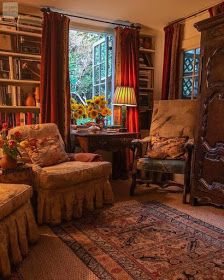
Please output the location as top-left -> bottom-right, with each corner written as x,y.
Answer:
0,184 -> 32,220
24,135 -> 69,167
9,124 -> 65,163
147,136 -> 188,159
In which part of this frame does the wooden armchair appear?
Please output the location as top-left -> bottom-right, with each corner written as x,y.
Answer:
130,100 -> 198,203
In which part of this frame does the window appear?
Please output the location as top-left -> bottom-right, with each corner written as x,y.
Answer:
69,29 -> 114,124
181,48 -> 200,99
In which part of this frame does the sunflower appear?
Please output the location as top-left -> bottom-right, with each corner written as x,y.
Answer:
71,103 -> 78,111
72,112 -> 79,120
93,96 -> 101,105
89,109 -> 99,119
71,98 -> 76,104
77,108 -> 85,117
101,107 -> 109,117
87,105 -> 94,112
99,99 -> 107,108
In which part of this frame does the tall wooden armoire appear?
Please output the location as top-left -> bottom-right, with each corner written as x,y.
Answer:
190,15 -> 224,206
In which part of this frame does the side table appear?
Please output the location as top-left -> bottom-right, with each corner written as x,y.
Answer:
0,164 -> 33,185
71,131 -> 140,179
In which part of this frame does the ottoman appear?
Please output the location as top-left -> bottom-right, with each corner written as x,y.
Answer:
0,184 -> 39,278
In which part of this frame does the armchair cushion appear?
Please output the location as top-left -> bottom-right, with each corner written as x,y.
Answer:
24,135 -> 69,167
146,136 -> 188,159
33,161 -> 112,190
138,158 -> 186,174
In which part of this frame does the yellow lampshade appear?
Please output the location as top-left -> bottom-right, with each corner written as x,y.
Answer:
113,87 -> 137,107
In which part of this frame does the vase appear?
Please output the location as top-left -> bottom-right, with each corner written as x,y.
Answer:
0,154 -> 17,169
25,93 -> 36,106
95,117 -> 105,130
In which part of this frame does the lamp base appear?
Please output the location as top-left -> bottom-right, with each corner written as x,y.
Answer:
121,105 -> 127,129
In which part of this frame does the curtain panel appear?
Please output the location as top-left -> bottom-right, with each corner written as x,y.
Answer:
40,12 -> 71,150
115,27 -> 139,133
161,23 -> 181,100
209,2 -> 224,17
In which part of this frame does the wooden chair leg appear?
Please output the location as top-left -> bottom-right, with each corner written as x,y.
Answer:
130,174 -> 137,196
190,197 -> 198,206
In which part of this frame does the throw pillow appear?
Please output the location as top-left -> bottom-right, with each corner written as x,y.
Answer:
23,135 -> 69,167
147,136 -> 188,159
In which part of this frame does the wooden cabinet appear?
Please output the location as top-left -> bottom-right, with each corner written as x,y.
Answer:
190,15 -> 224,206
0,15 -> 42,127
138,34 -> 155,130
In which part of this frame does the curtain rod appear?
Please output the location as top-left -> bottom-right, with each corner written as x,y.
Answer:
40,7 -> 141,28
169,1 -> 222,25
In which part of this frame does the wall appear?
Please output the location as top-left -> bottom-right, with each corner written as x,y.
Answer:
181,11 -> 209,50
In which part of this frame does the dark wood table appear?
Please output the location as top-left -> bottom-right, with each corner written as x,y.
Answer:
71,130 -> 139,179
0,163 -> 33,185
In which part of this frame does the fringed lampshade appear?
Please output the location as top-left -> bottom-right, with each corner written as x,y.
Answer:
113,87 -> 137,128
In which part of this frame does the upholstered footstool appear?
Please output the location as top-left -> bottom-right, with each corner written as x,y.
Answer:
0,184 -> 39,278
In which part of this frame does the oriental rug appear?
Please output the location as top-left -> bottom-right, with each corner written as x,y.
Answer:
50,201 -> 224,280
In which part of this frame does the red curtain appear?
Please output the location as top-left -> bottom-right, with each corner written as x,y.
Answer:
161,25 -> 173,100
161,23 -> 181,100
209,2 -> 224,17
115,27 -> 139,132
40,12 -> 71,149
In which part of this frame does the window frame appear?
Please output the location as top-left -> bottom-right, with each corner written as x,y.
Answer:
69,25 -> 115,124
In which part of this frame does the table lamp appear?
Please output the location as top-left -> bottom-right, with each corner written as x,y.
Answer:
113,86 -> 137,129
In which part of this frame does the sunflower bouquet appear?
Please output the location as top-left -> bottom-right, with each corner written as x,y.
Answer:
86,95 -> 111,122
71,98 -> 87,122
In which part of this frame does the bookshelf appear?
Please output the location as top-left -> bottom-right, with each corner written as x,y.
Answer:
0,14 -> 42,127
138,33 -> 155,130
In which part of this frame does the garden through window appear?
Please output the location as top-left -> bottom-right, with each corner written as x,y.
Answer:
181,48 -> 200,99
69,29 -> 114,125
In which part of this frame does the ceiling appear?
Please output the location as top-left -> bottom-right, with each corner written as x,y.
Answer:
16,0 -> 221,29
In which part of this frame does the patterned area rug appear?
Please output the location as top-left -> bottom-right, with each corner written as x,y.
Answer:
50,201 -> 224,280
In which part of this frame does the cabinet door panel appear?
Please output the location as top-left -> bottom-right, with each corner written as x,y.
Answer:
192,18 -> 224,206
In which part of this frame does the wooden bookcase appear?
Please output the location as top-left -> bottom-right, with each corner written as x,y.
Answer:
138,33 -> 155,131
0,14 -> 42,127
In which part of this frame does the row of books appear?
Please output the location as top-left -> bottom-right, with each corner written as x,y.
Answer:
0,56 -> 40,80
0,15 -> 42,34
139,69 -> 154,89
0,85 -> 23,106
139,53 -> 153,68
0,112 -> 39,128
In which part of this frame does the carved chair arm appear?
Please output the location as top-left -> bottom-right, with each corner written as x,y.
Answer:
184,139 -> 194,156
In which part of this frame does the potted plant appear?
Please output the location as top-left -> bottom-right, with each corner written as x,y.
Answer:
70,98 -> 87,127
86,95 -> 112,128
0,124 -> 23,169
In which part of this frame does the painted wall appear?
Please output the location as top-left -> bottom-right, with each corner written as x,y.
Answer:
181,11 -> 209,50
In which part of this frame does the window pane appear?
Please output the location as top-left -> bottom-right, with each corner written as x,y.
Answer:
196,48 -> 200,55
94,45 -> 100,64
194,76 -> 199,98
100,62 -> 105,80
182,77 -> 193,99
101,42 -> 106,62
100,84 -> 105,94
183,50 -> 194,75
94,65 -> 100,83
195,52 -> 200,74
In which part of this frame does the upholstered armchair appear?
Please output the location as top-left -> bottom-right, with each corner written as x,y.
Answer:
130,100 -> 198,203
9,123 -> 114,225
